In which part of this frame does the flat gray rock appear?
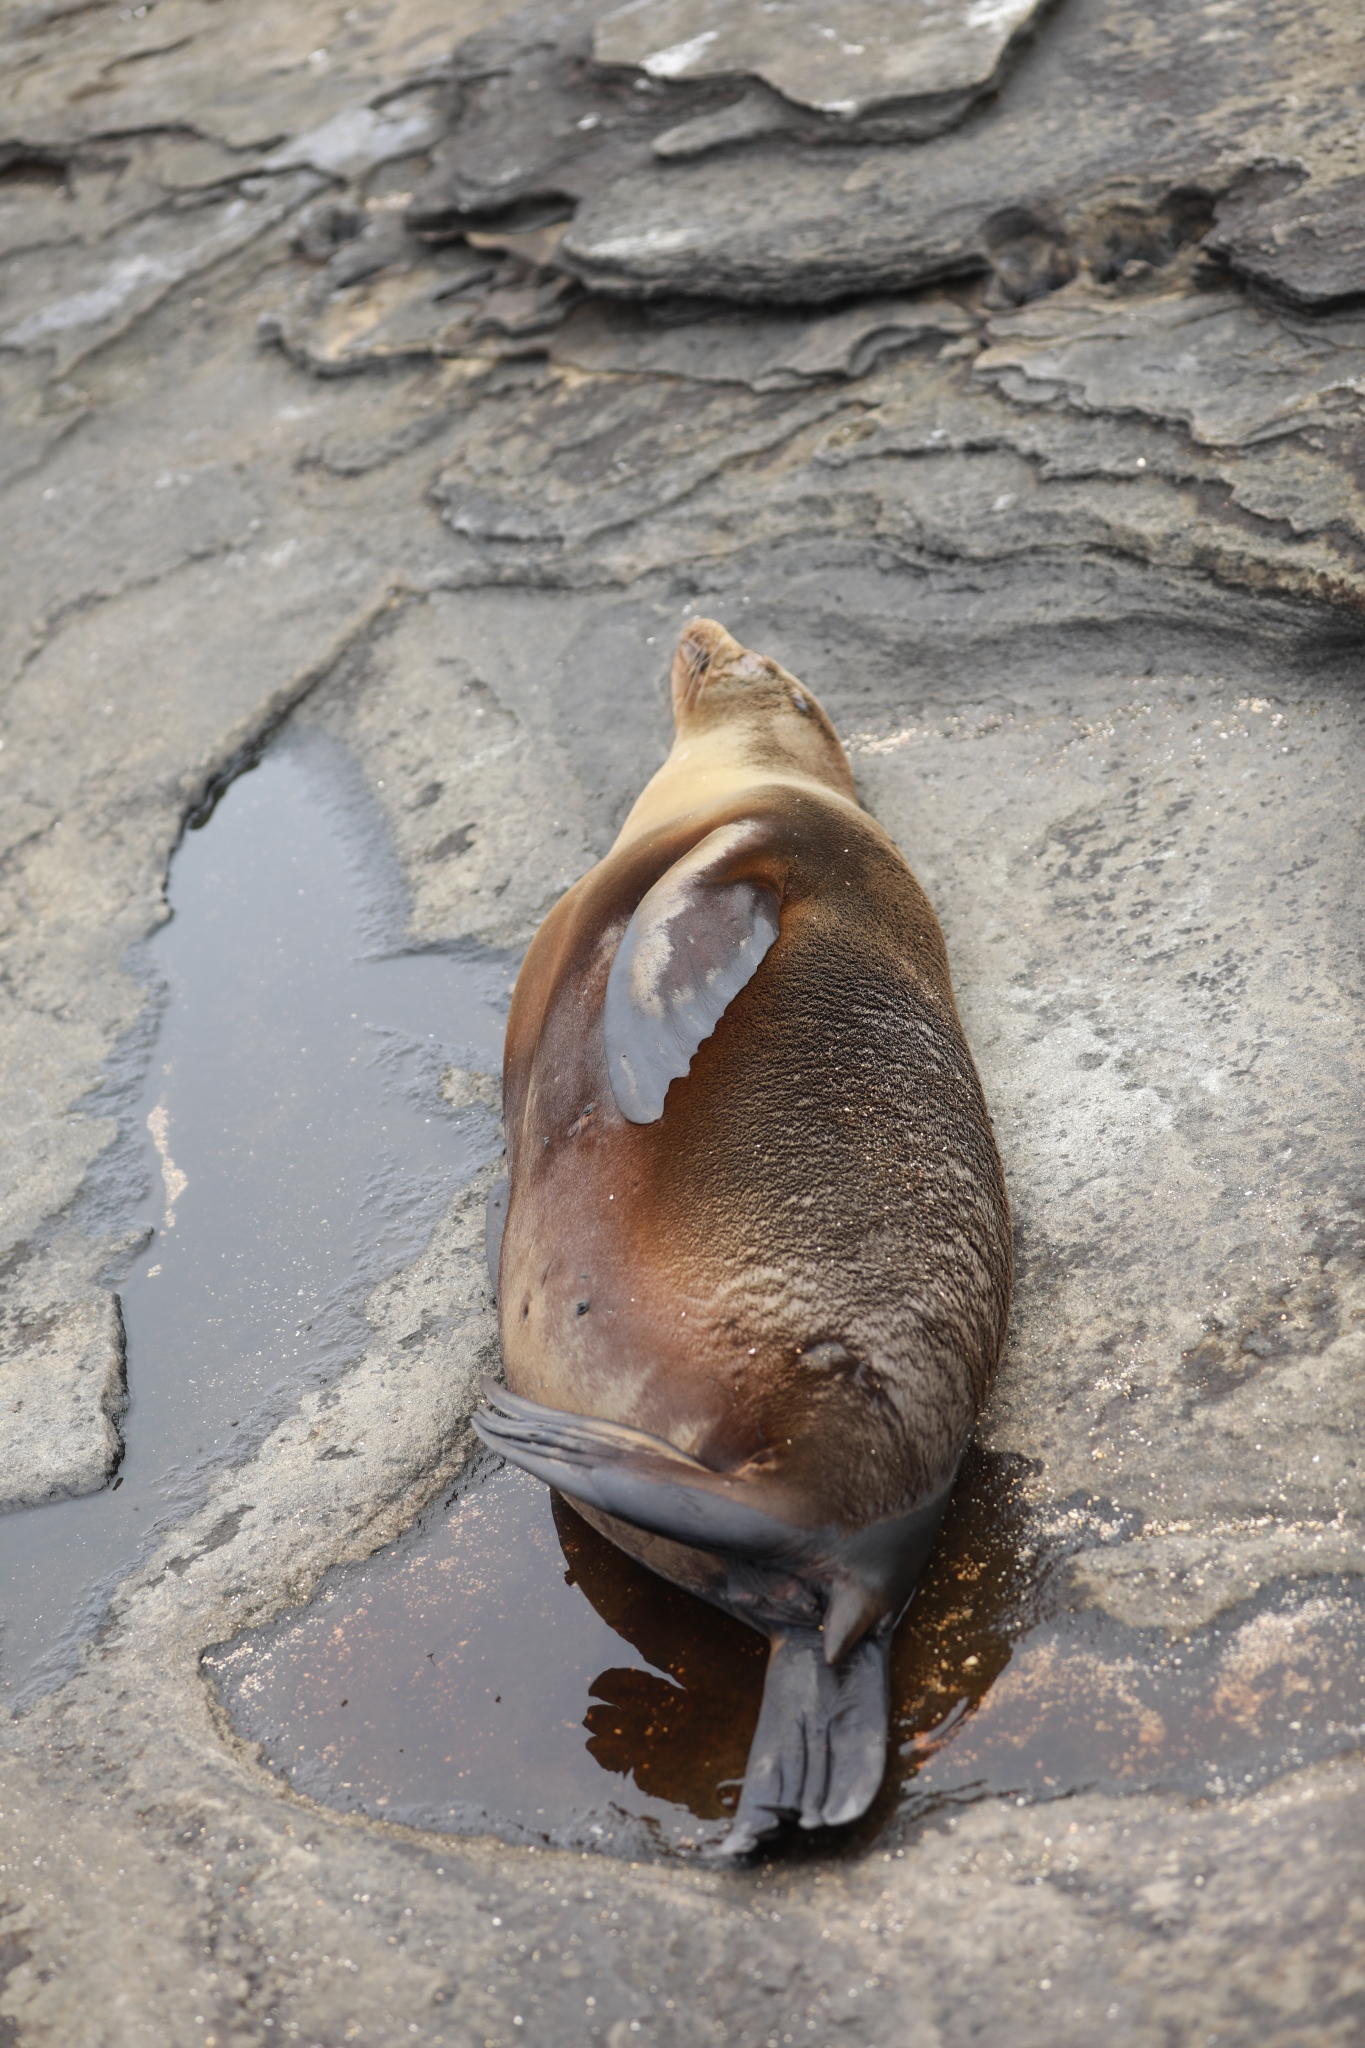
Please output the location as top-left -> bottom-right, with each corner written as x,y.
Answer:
404,0 -> 1056,248
594,0 -> 1048,120
432,370 -> 850,549
561,145 -> 1005,301
1,169 -> 323,377
1207,168 -> 1365,309
0,0 -> 465,153
974,281 -> 1365,449
405,1 -> 699,240
651,87 -> 794,160
548,290 -> 972,384
261,90 -> 447,183
563,0 -> 1365,309
258,237 -> 566,376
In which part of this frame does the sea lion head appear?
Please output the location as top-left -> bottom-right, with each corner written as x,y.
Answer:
670,618 -> 857,800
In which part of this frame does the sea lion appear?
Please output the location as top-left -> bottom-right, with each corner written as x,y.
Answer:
474,618 -> 1012,1853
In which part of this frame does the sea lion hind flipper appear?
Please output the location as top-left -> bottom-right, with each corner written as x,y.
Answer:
472,1380 -> 800,1560
605,821 -> 781,1124
474,1383 -> 956,1641
475,1383 -> 910,1847
717,1626 -> 892,1858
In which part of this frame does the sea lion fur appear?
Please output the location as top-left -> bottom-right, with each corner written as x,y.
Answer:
474,618 -> 1012,1853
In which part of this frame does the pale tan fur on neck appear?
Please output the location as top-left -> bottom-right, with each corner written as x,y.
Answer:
613,619 -> 860,854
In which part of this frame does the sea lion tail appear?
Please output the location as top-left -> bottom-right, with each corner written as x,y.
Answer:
717,1624 -> 892,1858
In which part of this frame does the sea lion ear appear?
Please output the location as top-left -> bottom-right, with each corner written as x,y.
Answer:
605,822 -> 780,1124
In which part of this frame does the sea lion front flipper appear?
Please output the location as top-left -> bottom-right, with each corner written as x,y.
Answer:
717,1625 -> 892,1858
604,822 -> 781,1124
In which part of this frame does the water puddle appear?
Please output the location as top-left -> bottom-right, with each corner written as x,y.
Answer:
207,1446 -> 1040,1856
895,1581 -> 1365,1815
2,725 -> 509,1704
210,1442 -> 1365,1859
208,1461 -> 767,1854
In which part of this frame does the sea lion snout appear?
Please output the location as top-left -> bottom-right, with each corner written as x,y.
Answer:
671,617 -> 782,715
671,617 -> 748,716
665,617 -> 859,804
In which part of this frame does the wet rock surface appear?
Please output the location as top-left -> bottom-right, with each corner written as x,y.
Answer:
2,0 -> 1363,2041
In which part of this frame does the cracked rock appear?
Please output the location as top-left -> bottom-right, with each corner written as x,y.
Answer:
0,0 -> 465,154
0,170 -> 323,375
405,1 -> 679,240
974,280 -> 1365,449
548,290 -> 973,387
558,0 -> 1365,308
258,237 -> 564,372
1206,167 -> 1365,310
261,88 -> 447,182
0,1240 -> 128,1509
593,0 -> 1049,126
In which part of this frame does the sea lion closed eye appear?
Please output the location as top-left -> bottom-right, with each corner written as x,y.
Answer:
474,618 -> 1012,1854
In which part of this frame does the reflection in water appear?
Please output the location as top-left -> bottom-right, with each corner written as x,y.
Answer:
207,1460 -> 766,1856
553,1494 -> 766,1821
2,727 -> 508,1705
211,1434 -> 1365,1860
775,1443 -> 1042,1857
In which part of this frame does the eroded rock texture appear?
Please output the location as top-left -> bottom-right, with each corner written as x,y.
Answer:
2,0 -> 1363,2039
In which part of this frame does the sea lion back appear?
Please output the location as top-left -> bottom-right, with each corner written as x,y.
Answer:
477,618 -> 1012,1854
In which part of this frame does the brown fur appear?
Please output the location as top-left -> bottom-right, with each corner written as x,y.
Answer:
496,620 -> 1012,1617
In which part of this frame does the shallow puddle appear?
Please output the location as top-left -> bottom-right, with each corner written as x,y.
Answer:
208,1461 -> 768,1855
901,1585 -> 1365,1812
207,1445 -> 1039,1856
211,1439 -> 1365,1859
3,726 -> 509,1704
